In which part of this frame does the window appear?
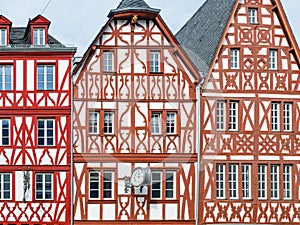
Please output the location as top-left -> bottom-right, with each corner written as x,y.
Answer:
270,165 -> 279,199
229,164 -> 238,199
0,119 -> 9,146
89,171 -> 99,199
88,171 -> 114,200
166,171 -> 176,199
230,49 -> 239,69
271,102 -> 280,131
151,171 -> 162,199
229,101 -> 238,131
37,119 -> 54,146
0,65 -> 12,90
166,112 -> 176,134
151,111 -> 177,135
283,165 -> 292,199
151,170 -> 176,199
216,101 -> 226,131
104,112 -> 114,134
103,171 -> 114,199
150,51 -> 160,73
0,29 -> 7,46
103,52 -> 114,72
283,103 -> 292,131
0,173 -> 11,200
216,164 -> 225,199
36,173 -> 52,200
33,28 -> 45,45
37,65 -> 54,90
89,112 -> 99,134
248,8 -> 258,24
242,164 -> 251,199
269,49 -> 277,70
258,165 -> 267,199
151,113 -> 161,134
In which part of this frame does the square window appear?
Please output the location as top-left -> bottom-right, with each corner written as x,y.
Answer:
103,52 -> 114,72
0,173 -> 11,200
35,173 -> 52,200
37,65 -> 54,90
166,112 -> 176,134
248,8 -> 258,24
0,119 -> 10,146
104,112 -> 114,134
89,112 -> 99,134
37,119 -> 55,146
0,65 -> 12,90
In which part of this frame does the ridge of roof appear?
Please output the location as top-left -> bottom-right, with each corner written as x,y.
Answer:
176,0 -> 236,76
108,0 -> 160,17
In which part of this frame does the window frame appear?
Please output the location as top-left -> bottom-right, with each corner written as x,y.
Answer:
269,49 -> 278,70
103,171 -> 114,199
33,28 -> 45,46
166,112 -> 177,135
229,164 -> 238,199
271,102 -> 280,131
216,101 -> 226,131
248,8 -> 258,24
283,165 -> 292,200
0,65 -> 12,91
88,170 -> 115,200
0,29 -> 7,46
103,112 -> 114,135
216,164 -> 225,199
230,49 -> 240,69
89,171 -> 100,200
37,65 -> 55,90
242,164 -> 251,199
283,102 -> 292,132
229,101 -> 238,131
103,51 -> 114,72
151,112 -> 162,135
150,51 -> 161,73
258,165 -> 267,200
270,165 -> 279,199
0,119 -> 10,146
35,173 -> 53,200
0,173 -> 11,200
88,112 -> 99,135
165,170 -> 176,199
151,170 -> 162,199
37,118 -> 55,146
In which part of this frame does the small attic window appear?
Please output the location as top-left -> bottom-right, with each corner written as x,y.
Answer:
33,28 -> 45,45
0,29 -> 7,46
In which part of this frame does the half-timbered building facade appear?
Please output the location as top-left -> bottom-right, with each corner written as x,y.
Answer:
0,15 -> 76,224
177,0 -> 300,224
72,0 -> 200,224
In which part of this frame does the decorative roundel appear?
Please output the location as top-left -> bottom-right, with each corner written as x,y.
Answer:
130,167 -> 151,187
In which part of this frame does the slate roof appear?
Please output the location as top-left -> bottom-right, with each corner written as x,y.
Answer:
108,0 -> 160,17
176,0 -> 236,76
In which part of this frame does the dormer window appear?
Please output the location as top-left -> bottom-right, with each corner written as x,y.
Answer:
34,28 -> 45,45
0,29 -> 7,46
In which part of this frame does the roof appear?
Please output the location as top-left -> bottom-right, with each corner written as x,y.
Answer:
176,0 -> 236,76
108,0 -> 160,17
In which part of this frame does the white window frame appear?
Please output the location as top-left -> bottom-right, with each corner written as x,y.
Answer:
270,165 -> 279,199
0,65 -> 12,91
216,164 -> 225,199
89,171 -> 100,199
150,51 -> 160,73
103,171 -> 114,199
151,171 -> 162,199
0,173 -> 11,200
216,101 -> 226,131
104,112 -> 114,134
242,164 -> 251,199
35,173 -> 53,200
37,119 -> 55,146
0,119 -> 9,146
166,112 -> 176,134
271,102 -> 280,131
258,165 -> 267,199
33,28 -> 45,45
283,165 -> 292,199
248,8 -> 258,24
151,112 -> 161,135
229,164 -> 238,199
0,29 -> 7,46
283,103 -> 292,132
37,65 -> 54,90
103,51 -> 114,72
269,49 -> 277,70
229,101 -> 238,131
166,171 -> 176,199
88,112 -> 99,134
230,49 -> 239,69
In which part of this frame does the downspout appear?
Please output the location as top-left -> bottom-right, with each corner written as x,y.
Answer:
70,67 -> 74,225
195,83 -> 201,225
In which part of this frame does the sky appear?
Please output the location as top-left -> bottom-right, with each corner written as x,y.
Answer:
1,0 -> 299,56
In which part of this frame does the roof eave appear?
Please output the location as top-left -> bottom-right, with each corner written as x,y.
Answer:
108,8 -> 161,18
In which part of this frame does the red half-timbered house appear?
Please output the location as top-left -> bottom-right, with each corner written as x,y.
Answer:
177,0 -> 300,224
72,0 -> 200,224
0,15 -> 76,224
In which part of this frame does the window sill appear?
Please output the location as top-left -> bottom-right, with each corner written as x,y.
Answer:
150,72 -> 163,74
